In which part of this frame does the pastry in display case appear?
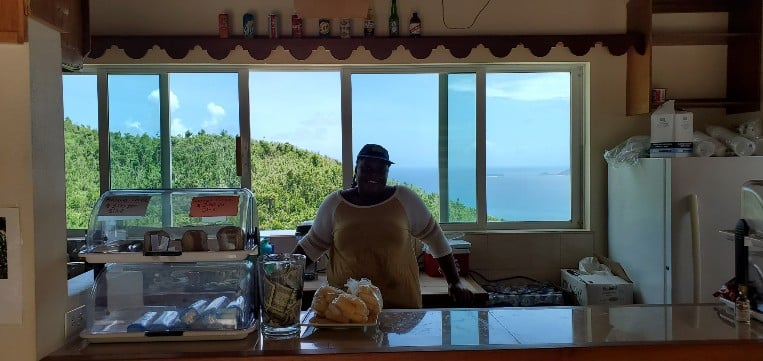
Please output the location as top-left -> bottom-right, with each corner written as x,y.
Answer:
79,188 -> 259,263
81,261 -> 258,342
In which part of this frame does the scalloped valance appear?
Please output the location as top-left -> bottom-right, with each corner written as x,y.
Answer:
89,33 -> 646,61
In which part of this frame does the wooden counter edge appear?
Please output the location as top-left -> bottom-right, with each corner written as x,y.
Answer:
42,339 -> 763,361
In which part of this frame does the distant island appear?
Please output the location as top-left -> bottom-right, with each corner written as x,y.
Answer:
541,169 -> 570,176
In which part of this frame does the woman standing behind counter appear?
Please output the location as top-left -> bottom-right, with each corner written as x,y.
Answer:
293,144 -> 473,308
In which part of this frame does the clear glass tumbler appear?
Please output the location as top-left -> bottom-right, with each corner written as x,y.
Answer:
257,253 -> 306,337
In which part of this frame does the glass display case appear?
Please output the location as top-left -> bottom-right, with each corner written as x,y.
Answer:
81,261 -> 258,342
80,188 -> 259,263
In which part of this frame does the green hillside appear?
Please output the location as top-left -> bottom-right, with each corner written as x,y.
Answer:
64,118 -> 479,231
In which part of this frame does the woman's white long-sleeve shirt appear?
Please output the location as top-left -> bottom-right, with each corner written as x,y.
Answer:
297,186 -> 452,308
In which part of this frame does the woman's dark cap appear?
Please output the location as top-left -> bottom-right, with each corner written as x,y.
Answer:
357,144 -> 394,165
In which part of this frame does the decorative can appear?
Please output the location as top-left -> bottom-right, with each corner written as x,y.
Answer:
651,88 -> 667,104
218,13 -> 230,39
268,13 -> 279,39
243,13 -> 255,39
291,13 -> 303,38
319,18 -> 331,38
340,18 -> 352,39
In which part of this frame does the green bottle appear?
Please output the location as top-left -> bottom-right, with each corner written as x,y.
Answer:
389,0 -> 400,37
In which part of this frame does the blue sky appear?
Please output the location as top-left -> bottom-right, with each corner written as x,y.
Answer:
63,71 -> 571,169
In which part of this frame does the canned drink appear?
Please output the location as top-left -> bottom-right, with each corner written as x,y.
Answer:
651,88 -> 667,104
218,13 -> 230,39
268,13 -> 279,39
291,13 -> 303,38
243,13 -> 255,39
340,18 -> 352,39
319,18 -> 331,38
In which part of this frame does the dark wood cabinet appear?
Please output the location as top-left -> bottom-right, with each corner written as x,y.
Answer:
0,0 -> 90,70
626,0 -> 762,115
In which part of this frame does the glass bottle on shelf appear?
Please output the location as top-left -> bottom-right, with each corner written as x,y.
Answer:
735,284 -> 751,323
388,0 -> 399,37
363,7 -> 375,37
409,11 -> 421,37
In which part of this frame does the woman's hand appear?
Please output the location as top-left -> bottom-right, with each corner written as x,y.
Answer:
448,279 -> 474,306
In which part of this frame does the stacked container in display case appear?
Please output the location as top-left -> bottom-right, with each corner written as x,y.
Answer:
78,188 -> 261,342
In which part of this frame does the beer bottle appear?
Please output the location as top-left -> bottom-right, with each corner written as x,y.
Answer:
363,7 -> 376,37
409,11 -> 421,37
735,284 -> 751,323
388,0 -> 400,37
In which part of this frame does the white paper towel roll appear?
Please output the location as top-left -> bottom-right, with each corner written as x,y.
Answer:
692,140 -> 715,157
693,130 -> 726,157
706,126 -> 756,156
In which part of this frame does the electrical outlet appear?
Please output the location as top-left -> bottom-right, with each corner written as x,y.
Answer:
65,305 -> 86,339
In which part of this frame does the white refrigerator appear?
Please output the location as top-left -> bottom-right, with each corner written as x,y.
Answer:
608,156 -> 763,304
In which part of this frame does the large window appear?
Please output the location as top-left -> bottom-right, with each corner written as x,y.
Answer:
63,64 -> 586,231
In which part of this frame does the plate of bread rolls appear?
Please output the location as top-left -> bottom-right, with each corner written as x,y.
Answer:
300,278 -> 382,328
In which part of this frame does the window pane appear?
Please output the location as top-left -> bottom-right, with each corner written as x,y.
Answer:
250,71 -> 342,230
351,73 -> 443,219
446,73 -> 477,223
63,74 -> 100,229
485,72 -> 572,222
108,74 -> 162,189
169,73 -> 240,188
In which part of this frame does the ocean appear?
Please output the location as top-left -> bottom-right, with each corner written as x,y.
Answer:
389,167 -> 571,221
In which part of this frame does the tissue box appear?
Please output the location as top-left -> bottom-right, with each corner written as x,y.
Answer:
561,255 -> 633,305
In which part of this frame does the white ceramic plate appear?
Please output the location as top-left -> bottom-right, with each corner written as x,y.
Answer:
299,309 -> 378,328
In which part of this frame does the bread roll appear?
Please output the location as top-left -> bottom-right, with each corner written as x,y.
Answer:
216,226 -> 244,250
181,230 -> 208,252
325,293 -> 369,324
311,285 -> 345,317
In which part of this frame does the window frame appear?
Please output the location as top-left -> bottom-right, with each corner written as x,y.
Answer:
65,63 -> 587,233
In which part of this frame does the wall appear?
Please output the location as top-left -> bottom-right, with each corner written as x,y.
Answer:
0,19 -> 67,361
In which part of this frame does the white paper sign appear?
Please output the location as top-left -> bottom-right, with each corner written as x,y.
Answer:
0,208 -> 22,324
97,196 -> 150,217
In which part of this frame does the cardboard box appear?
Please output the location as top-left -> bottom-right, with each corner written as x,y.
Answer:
649,100 -> 693,158
673,110 -> 694,142
561,255 -> 633,305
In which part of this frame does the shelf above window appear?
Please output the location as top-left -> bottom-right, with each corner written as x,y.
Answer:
652,32 -> 759,46
652,98 -> 760,113
652,0 -> 729,14
88,34 -> 646,61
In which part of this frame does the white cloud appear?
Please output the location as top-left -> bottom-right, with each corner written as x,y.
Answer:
148,89 -> 180,112
449,73 -> 570,101
126,120 -> 143,133
172,117 -> 188,136
202,102 -> 225,129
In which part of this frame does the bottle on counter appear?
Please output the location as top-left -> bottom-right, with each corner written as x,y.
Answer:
388,0 -> 400,37
409,11 -> 421,37
735,284 -> 751,323
363,7 -> 376,37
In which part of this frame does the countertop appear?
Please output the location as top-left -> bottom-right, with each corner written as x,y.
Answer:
43,303 -> 763,361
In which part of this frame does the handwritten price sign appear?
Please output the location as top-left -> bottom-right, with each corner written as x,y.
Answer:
190,196 -> 239,217
97,196 -> 151,217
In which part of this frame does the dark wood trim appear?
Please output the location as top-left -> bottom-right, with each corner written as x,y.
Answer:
88,34 -> 646,62
652,0 -> 729,13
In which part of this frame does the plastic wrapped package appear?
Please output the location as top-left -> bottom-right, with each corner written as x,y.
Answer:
603,135 -> 650,167
693,130 -> 726,157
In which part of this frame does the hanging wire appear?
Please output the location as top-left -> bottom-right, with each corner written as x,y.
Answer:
441,0 -> 492,30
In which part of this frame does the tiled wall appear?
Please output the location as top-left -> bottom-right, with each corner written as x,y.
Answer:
463,232 -> 595,287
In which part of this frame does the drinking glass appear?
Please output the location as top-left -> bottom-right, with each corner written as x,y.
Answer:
257,253 -> 306,337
